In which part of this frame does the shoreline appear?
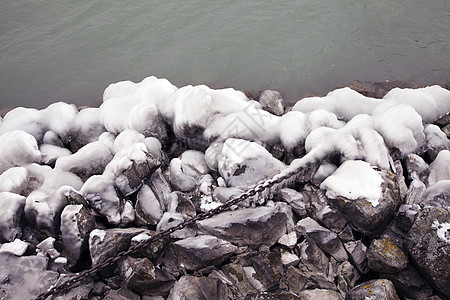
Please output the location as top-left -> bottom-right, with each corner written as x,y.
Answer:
0,76 -> 449,299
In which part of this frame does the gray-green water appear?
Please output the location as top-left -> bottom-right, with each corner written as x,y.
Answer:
1,0 -> 449,109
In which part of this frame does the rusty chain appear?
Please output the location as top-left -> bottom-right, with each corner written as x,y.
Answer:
35,154 -> 318,300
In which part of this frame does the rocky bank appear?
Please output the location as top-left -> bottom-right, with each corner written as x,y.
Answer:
0,78 -> 449,299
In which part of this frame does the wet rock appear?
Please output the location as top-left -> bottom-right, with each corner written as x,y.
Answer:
60,204 -> 98,267
197,206 -> 287,248
0,253 -> 59,299
404,207 -> 450,297
217,138 -> 286,190
163,235 -> 238,274
89,228 -> 147,273
344,240 -> 369,274
296,217 -> 347,262
119,256 -> 175,296
279,188 -> 308,217
381,263 -> 434,300
0,192 -> 25,242
367,237 -> 408,274
299,289 -> 343,300
322,165 -> 401,236
259,90 -> 285,116
168,275 -> 229,300
345,279 -> 400,300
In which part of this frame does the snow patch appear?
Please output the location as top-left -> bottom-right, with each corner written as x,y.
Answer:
432,220 -> 450,244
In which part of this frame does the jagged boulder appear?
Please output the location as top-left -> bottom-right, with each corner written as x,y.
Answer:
404,207 -> 450,298
197,206 -> 287,248
367,237 -> 408,274
345,279 -> 400,300
168,275 -> 230,300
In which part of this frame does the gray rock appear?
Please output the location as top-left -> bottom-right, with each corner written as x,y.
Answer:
119,256 -> 175,296
163,235 -> 238,274
286,266 -> 307,295
136,184 -> 164,226
156,212 -> 197,239
60,204 -> 98,267
296,217 -> 347,262
395,204 -> 420,232
381,263 -> 434,300
326,169 -> 401,236
393,160 -> 408,201
405,154 -> 429,182
424,125 -> 450,161
259,90 -> 285,116
316,205 -> 349,234
336,261 -> 360,296
279,188 -> 308,217
405,177 -> 426,205
89,228 -> 147,272
404,207 -> 450,297
197,206 -> 287,248
345,279 -> 400,300
338,225 -> 355,243
299,289 -> 343,300
300,184 -> 329,220
0,253 -> 59,299
367,237 -> 408,274
220,247 -> 284,293
245,291 -> 300,300
0,192 -> 25,242
103,286 -> 140,300
344,240 -> 369,274
52,276 -> 94,300
130,231 -> 170,264
168,275 -> 229,300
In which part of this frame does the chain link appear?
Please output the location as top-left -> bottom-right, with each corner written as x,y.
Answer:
35,155 -> 315,300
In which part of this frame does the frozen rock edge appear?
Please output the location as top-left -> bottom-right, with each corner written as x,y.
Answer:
0,76 -> 449,299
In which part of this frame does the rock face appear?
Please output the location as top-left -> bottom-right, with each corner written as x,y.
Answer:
197,206 -> 287,248
404,207 -> 450,298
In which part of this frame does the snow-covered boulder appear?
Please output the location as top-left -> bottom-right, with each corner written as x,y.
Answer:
0,192 -> 26,242
169,150 -> 209,192
39,144 -> 72,166
321,160 -> 401,235
427,150 -> 450,186
259,90 -> 284,116
68,107 -> 105,152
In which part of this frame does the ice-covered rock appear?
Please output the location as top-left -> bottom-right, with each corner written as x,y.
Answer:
163,235 -> 238,273
36,237 -> 61,259
104,142 -> 161,196
217,138 -> 286,190
404,207 -> 450,297
296,217 -> 347,262
321,160 -> 401,235
0,253 -> 59,299
424,124 -> 450,160
156,211 -> 197,239
197,206 -> 287,248
421,180 -> 450,208
60,204 -> 98,267
68,107 -> 105,151
427,150 -> 450,186
0,167 -> 29,194
259,90 -> 284,116
367,237 -> 408,274
40,144 -> 72,166
346,279 -> 400,300
168,275 -> 229,300
118,256 -> 175,297
135,184 -> 164,226
0,130 -> 41,173
169,150 -> 209,192
0,192 -> 26,242
80,175 -> 122,225
55,141 -> 113,181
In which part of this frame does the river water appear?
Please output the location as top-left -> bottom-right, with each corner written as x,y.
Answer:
1,0 -> 449,109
